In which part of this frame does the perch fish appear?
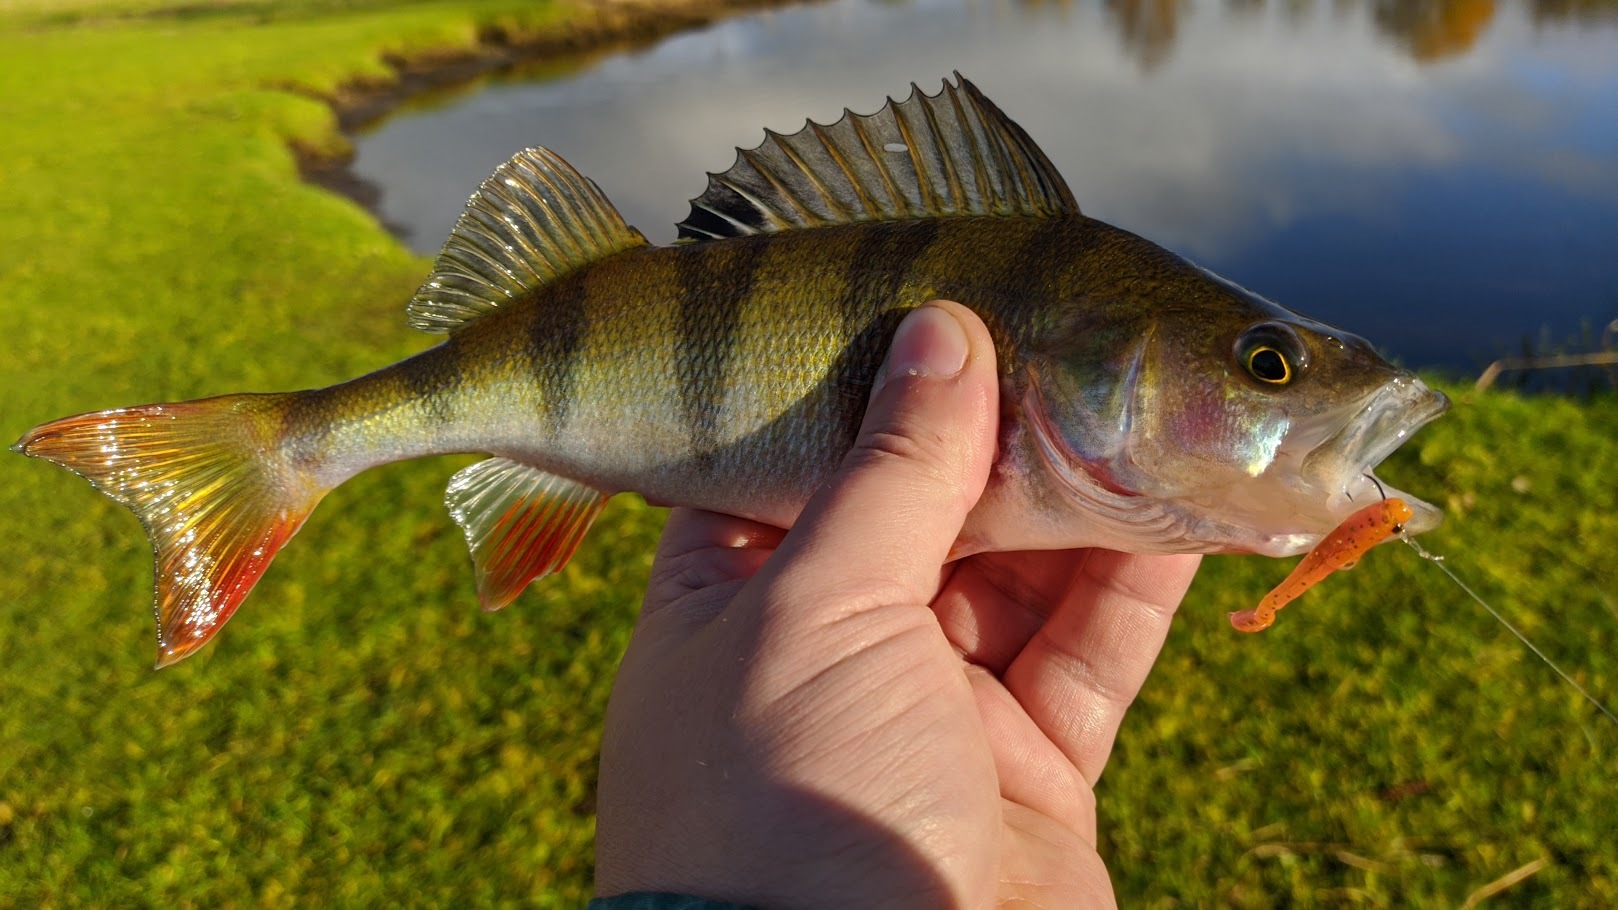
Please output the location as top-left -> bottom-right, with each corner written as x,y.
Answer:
14,75 -> 1449,666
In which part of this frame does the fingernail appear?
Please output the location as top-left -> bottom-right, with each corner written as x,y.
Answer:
879,305 -> 969,392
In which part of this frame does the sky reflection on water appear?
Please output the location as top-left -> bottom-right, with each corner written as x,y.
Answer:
350,0 -> 1618,373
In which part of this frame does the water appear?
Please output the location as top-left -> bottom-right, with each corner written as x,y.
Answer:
349,0 -> 1618,375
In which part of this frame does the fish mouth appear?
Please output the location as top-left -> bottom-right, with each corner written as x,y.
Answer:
1302,374 -> 1450,538
1019,366 -> 1449,558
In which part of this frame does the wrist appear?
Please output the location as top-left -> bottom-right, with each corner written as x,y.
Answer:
588,892 -> 758,910
593,768 -> 972,909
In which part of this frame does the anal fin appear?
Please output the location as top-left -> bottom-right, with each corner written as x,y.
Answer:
445,458 -> 610,611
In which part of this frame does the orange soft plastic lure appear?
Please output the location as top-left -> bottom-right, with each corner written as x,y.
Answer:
1231,497 -> 1414,633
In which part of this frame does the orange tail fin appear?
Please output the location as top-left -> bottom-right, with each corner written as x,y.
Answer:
14,394 -> 325,666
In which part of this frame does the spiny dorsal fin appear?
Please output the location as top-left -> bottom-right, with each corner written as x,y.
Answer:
676,74 -> 1078,241
409,147 -> 649,334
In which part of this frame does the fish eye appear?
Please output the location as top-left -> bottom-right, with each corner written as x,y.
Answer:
1235,323 -> 1307,388
1247,346 -> 1290,383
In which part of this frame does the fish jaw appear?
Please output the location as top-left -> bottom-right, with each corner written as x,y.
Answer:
1204,372 -> 1451,558
1300,374 -> 1451,540
1016,370 -> 1449,559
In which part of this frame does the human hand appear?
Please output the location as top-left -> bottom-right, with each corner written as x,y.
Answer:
594,301 -> 1201,909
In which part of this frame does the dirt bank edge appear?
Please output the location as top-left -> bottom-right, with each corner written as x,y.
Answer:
297,0 -> 811,229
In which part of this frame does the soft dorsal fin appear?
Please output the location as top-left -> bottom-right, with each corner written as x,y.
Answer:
676,74 -> 1078,241
409,147 -> 649,334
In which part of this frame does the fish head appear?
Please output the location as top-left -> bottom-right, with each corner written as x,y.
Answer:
1024,268 -> 1449,557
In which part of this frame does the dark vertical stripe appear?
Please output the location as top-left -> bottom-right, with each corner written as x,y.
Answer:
528,279 -> 588,434
823,220 -> 944,447
278,388 -> 327,467
1006,218 -> 1073,303
838,220 -> 943,385
399,339 -> 458,428
836,219 -> 942,343
674,237 -> 769,467
278,336 -> 463,468
987,219 -> 1072,363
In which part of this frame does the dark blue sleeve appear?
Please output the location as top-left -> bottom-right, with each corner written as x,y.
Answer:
587,893 -> 757,910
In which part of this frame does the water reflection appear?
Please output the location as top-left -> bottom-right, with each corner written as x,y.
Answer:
1371,0 -> 1499,61
348,0 -> 1618,372
1529,0 -> 1618,22
1105,0 -> 1189,70
1094,0 -> 1618,68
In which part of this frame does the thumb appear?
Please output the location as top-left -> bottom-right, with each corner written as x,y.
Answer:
751,300 -> 1001,615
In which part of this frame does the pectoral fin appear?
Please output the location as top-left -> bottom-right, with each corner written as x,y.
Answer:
445,458 -> 610,611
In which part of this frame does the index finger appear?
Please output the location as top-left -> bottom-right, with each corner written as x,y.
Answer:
1003,550 -> 1201,784
641,508 -> 785,619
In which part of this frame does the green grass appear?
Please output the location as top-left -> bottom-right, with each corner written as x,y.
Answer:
1,1 -> 1615,906
1108,389 -> 1618,906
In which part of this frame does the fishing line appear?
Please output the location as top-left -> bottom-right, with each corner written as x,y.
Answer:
1401,534 -> 1618,728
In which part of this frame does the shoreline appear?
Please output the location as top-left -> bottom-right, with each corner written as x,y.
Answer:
297,0 -> 807,233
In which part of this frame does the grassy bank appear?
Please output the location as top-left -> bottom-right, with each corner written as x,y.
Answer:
1,1 -> 1614,906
